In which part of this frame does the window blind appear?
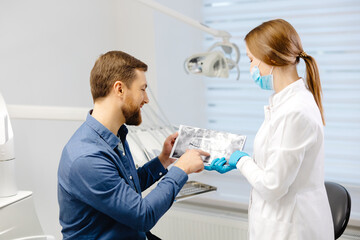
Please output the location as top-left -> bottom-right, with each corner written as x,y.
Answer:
202,0 -> 360,219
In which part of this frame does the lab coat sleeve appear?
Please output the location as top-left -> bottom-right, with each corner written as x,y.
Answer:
137,157 -> 168,192
69,155 -> 188,232
237,112 -> 318,202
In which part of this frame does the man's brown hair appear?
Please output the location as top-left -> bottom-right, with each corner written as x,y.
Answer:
90,51 -> 148,101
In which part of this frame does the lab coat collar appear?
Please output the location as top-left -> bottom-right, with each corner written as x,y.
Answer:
269,78 -> 306,108
85,110 -> 120,149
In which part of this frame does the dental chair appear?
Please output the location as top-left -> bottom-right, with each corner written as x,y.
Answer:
0,93 -> 54,240
0,191 -> 55,240
325,181 -> 351,239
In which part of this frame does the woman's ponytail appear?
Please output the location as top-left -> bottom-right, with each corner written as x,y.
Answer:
301,52 -> 325,125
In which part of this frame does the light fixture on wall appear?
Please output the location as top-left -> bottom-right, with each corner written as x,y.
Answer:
137,0 -> 240,80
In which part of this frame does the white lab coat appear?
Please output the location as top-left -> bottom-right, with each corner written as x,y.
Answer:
237,79 -> 334,240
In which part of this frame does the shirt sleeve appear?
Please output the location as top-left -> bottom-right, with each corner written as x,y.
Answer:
69,155 -> 188,232
237,111 -> 318,202
137,157 -> 168,192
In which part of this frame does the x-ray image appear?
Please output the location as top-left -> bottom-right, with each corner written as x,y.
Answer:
170,125 -> 246,165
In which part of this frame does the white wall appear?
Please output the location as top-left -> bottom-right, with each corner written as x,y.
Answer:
0,0 -> 120,107
0,0 -> 205,239
152,0 -> 206,127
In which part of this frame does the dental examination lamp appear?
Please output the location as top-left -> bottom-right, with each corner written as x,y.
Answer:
0,92 -> 17,197
137,0 -> 240,80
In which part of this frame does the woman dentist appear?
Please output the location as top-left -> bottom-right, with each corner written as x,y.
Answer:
205,19 -> 334,239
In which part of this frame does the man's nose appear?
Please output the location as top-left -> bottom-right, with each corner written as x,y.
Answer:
144,92 -> 149,104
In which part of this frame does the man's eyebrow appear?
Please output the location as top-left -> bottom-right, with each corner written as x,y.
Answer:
142,83 -> 148,88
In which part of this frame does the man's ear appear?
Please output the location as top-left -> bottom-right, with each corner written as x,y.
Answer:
113,81 -> 124,96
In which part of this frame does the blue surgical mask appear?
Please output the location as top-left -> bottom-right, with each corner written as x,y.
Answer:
250,62 -> 274,90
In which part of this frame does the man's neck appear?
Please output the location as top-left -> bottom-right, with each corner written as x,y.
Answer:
91,99 -> 125,136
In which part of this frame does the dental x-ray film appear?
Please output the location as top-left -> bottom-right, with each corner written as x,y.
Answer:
170,125 -> 246,165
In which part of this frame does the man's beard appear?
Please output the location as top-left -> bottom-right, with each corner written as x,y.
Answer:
122,98 -> 142,126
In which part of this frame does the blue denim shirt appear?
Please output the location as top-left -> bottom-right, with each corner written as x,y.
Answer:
58,112 -> 188,240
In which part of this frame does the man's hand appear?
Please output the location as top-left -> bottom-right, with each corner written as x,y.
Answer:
174,149 -> 210,174
158,132 -> 178,169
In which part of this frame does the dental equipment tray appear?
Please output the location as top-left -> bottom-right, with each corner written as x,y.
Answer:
175,181 -> 217,202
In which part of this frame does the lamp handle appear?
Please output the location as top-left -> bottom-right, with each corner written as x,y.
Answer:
137,0 -> 231,39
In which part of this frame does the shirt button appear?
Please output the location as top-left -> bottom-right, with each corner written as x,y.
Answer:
159,172 -> 163,176
129,175 -> 133,180
122,152 -> 125,156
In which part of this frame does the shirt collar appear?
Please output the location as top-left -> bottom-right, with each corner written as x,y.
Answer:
85,110 -> 121,149
269,78 -> 306,108
117,124 -> 129,144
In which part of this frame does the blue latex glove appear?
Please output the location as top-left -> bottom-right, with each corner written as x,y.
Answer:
228,150 -> 249,167
205,157 -> 234,174
204,158 -> 221,171
204,151 -> 250,174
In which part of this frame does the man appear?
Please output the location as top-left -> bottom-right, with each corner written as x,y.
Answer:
57,51 -> 209,239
